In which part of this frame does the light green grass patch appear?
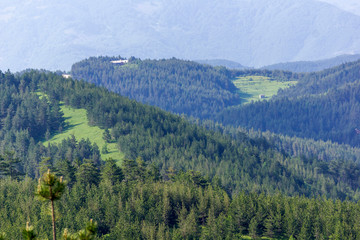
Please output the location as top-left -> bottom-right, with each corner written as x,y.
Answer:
43,104 -> 124,163
118,63 -> 139,70
233,76 -> 297,104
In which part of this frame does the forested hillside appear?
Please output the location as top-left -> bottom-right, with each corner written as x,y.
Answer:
275,59 -> 360,98
71,57 -> 305,119
71,57 -> 242,120
245,129 -> 360,164
2,164 -> 360,239
2,70 -> 360,201
219,60 -> 360,146
2,69 -> 360,238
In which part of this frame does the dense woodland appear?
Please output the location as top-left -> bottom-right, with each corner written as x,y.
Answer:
244,129 -> 360,164
220,60 -> 360,146
1,68 -> 360,238
2,160 -> 360,239
71,57 -> 360,147
2,70 -> 360,199
275,60 -> 360,99
71,57 -> 241,120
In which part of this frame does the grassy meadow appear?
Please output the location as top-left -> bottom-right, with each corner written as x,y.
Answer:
233,75 -> 297,103
43,104 -> 124,163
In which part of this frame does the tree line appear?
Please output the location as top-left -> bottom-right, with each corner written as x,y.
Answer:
1,157 -> 360,239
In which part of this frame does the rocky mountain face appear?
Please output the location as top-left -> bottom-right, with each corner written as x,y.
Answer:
1,0 -> 360,71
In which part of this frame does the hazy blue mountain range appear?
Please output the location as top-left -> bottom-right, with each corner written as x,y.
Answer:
1,0 -> 360,71
262,54 -> 360,72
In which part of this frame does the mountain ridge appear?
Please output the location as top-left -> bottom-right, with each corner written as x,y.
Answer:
262,54 -> 360,72
1,0 -> 360,71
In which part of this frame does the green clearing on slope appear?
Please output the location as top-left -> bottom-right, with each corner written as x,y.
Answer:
43,104 -> 124,163
233,75 -> 297,103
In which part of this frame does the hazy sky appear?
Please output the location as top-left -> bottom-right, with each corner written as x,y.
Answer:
1,0 -> 360,71
317,0 -> 360,16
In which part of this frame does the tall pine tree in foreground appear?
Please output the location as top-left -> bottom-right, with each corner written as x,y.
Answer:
36,169 -> 65,240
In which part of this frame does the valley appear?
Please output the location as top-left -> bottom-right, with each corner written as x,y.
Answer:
232,75 -> 297,103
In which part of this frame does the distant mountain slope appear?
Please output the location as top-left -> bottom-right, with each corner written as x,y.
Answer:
219,60 -> 360,146
71,57 -> 242,119
2,0 -> 360,71
262,54 -> 360,72
195,59 -> 248,70
276,59 -> 360,98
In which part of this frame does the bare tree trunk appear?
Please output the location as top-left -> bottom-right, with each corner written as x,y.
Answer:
50,187 -> 56,240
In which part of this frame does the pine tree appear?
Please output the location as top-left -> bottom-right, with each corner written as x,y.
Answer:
178,207 -> 198,239
55,159 -> 76,187
249,217 -> 259,239
63,219 -> 98,240
264,215 -> 275,238
36,169 -> 65,240
162,187 -> 171,225
22,222 -> 36,240
298,214 -> 312,240
101,158 -> 123,185
38,157 -> 54,176
76,219 -> 98,240
102,129 -> 112,143
101,143 -> 108,154
122,158 -> 140,182
45,129 -> 51,141
0,151 -> 23,180
76,159 -> 99,186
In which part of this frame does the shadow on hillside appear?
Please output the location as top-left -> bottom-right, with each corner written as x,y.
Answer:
237,91 -> 253,104
61,117 -> 82,132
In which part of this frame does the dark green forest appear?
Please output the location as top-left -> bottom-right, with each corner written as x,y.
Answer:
220,60 -> 360,146
2,160 -> 360,239
1,69 -> 360,239
71,57 -> 241,120
275,60 -> 360,99
2,70 -> 360,200
244,129 -> 360,164
71,57 -> 360,147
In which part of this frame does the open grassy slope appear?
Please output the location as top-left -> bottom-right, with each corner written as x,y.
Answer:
233,75 -> 297,103
43,104 -> 124,162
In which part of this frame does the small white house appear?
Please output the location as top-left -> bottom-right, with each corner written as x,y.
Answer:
259,94 -> 265,99
62,74 -> 71,79
110,59 -> 129,64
